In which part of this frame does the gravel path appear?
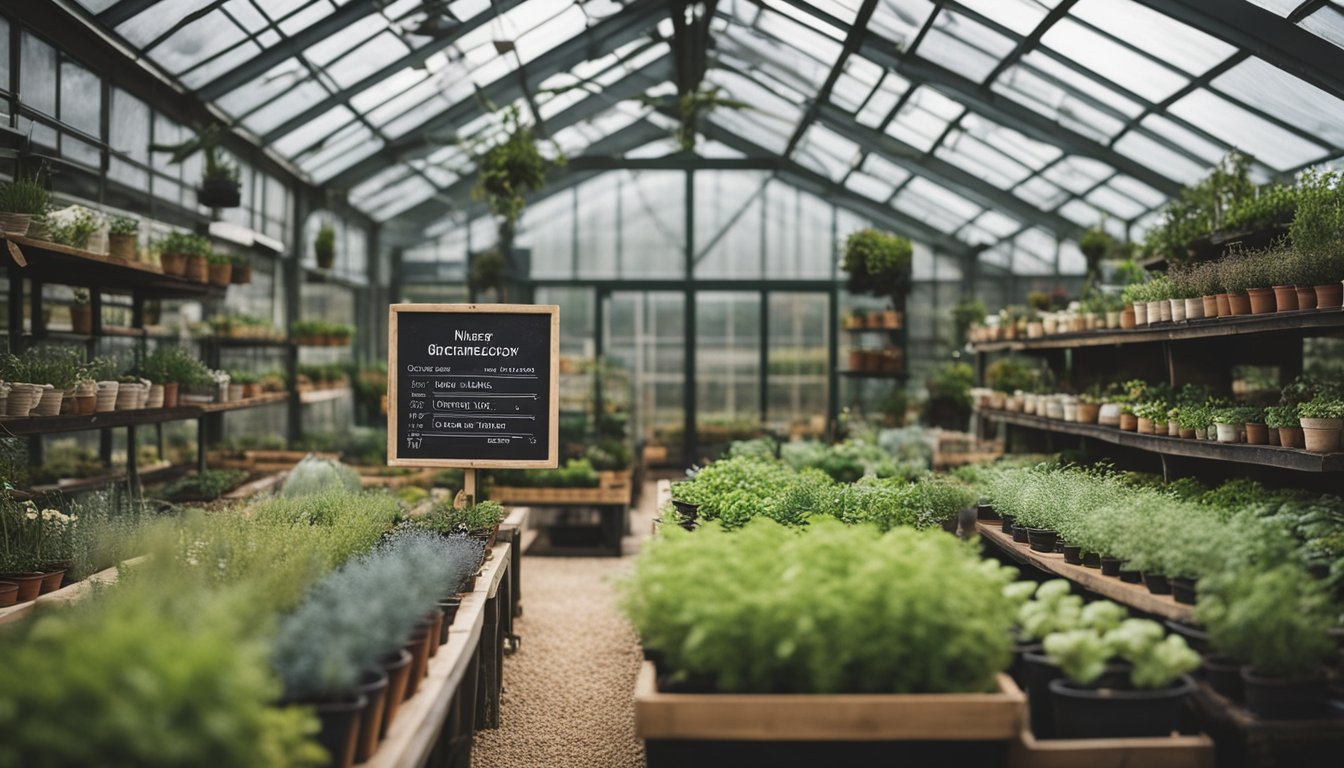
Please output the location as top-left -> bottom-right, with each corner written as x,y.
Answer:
473,483 -> 661,768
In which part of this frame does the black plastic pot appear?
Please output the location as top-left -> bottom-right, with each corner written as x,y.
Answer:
1026,527 -> 1058,553
1163,620 -> 1210,655
1100,556 -> 1122,577
977,503 -> 997,520
353,670 -> 389,763
1082,551 -> 1101,569
1062,544 -> 1083,565
198,176 -> 241,208
1242,668 -> 1327,719
1118,567 -> 1142,583
1171,577 -> 1197,605
437,597 -> 461,644
1203,654 -> 1244,702
1142,572 -> 1172,594
1012,525 -> 1029,544
671,500 -> 699,530
1049,677 -> 1192,738
1024,651 -> 1064,739
1010,641 -> 1042,691
286,691 -> 366,768
1001,514 -> 1015,534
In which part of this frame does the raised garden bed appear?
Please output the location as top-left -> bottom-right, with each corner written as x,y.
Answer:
635,662 -> 1025,767
1008,727 -> 1214,768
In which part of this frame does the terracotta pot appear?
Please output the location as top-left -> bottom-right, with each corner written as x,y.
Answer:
1201,295 -> 1218,318
1268,427 -> 1281,447
162,382 -> 179,408
1184,297 -> 1204,321
1136,417 -> 1154,434
161,251 -> 188,276
1301,417 -> 1342,453
1179,428 -> 1196,439
1315,283 -> 1343,309
0,572 -> 45,603
1272,285 -> 1298,312
1247,287 -> 1275,314
76,395 -> 95,415
186,254 -> 208,282
1076,402 -> 1101,424
70,304 -> 92,334
1120,306 -> 1136,329
0,581 -> 17,607
1296,286 -> 1318,310
208,262 -> 232,286
1215,293 -> 1231,317
1119,413 -> 1137,431
1279,426 -> 1305,449
39,569 -> 66,594
243,382 -> 260,398
848,351 -> 863,371
108,232 -> 137,260
1228,292 -> 1252,315
1245,422 -> 1268,445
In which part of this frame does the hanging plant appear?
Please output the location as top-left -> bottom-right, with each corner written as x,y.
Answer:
842,228 -> 913,309
151,124 -> 240,209
472,105 -> 555,226
314,223 -> 336,270
670,85 -> 750,152
467,250 -> 507,299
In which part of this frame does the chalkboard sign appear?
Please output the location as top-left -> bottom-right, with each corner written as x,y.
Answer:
387,304 -> 559,468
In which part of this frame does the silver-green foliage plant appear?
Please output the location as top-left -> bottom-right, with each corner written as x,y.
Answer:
1044,617 -> 1199,689
281,455 -> 363,497
271,530 -> 478,699
621,519 -> 1016,693
1196,564 -> 1335,678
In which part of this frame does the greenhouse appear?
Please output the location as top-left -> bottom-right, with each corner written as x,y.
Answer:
2,1 -> 1344,767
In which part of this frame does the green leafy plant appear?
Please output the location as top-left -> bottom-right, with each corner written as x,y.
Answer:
1298,395 -> 1344,420
412,499 -> 506,538
2,345 -> 84,388
0,173 -> 49,214
1197,565 -> 1335,678
621,519 -> 1017,693
468,249 -> 506,297
950,298 -> 987,348
472,105 -> 554,226
108,215 -> 138,235
984,357 -> 1039,394
159,469 -> 248,502
842,228 -> 913,308
48,208 -> 102,249
142,345 -> 212,387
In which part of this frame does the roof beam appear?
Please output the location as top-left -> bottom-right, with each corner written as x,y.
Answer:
259,0 -> 532,144
1131,0 -> 1344,104
782,0 -> 880,157
858,38 -> 1183,197
982,0 -> 1078,85
815,104 -> 1077,236
96,0 -> 160,27
196,0 -> 383,101
326,0 -> 668,190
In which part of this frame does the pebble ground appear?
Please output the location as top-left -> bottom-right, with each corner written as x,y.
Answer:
473,481 -> 662,768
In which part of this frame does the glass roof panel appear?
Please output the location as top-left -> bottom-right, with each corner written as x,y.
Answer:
899,176 -> 982,220
1245,0 -> 1297,16
239,79 -> 331,135
148,11 -> 248,74
936,131 -> 1033,188
1107,174 -> 1167,209
1111,129 -> 1210,185
323,33 -> 410,88
1042,156 -> 1114,195
1058,198 -> 1103,227
1212,57 -> 1344,149
844,171 -> 898,201
795,125 -> 860,181
915,12 -> 1016,83
868,0 -> 937,49
760,0 -> 848,38
1301,7 -> 1344,50
277,2 -> 334,37
861,153 -> 913,188
1085,183 -> 1147,219
973,209 -> 1023,238
1013,176 -> 1069,208
831,56 -> 884,113
308,137 -> 385,183
272,105 -> 356,157
1138,113 -> 1227,163
1071,0 -> 1236,76
179,40 -> 263,89
297,123 -> 378,175
1018,51 -> 1143,117
855,71 -> 910,128
954,0 -> 1048,36
992,64 -> 1128,142
518,4 -> 589,64
1167,89 -> 1329,170
1041,18 -> 1188,102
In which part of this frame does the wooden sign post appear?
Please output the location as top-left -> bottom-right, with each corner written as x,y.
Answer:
387,304 -> 560,505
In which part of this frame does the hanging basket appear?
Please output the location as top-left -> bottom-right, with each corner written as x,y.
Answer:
198,176 -> 241,208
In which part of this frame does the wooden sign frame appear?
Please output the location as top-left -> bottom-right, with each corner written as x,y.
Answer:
387,303 -> 560,469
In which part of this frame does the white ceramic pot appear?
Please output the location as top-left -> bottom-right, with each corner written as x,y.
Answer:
1170,299 -> 1186,322
1042,316 -> 1058,334
1098,402 -> 1122,426
1214,422 -> 1241,443
1062,400 -> 1078,422
1045,400 -> 1065,420
146,384 -> 165,409
228,383 -> 245,402
6,383 -> 42,416
1147,300 -> 1163,324
96,381 -> 119,413
33,386 -> 62,417
1105,311 -> 1120,329
989,391 -> 1007,410
1134,303 -> 1148,325
1184,298 -> 1204,321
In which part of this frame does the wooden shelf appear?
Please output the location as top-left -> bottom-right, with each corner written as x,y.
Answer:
980,409 -> 1344,472
970,309 -> 1344,353
202,336 -> 291,349
0,405 -> 201,436
195,391 -> 291,413
977,522 -> 1195,623
14,461 -> 186,498
3,234 -> 225,299
840,369 -> 906,379
299,387 -> 352,404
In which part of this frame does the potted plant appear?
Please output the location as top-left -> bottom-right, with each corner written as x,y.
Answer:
143,345 -> 210,408
1298,395 -> 1344,453
1043,619 -> 1201,738
1286,168 -> 1344,308
1265,404 -> 1303,448
107,215 -> 138,260
1010,580 -> 1093,738
1133,400 -> 1168,436
0,173 -> 49,236
206,251 -> 233,286
1197,566 -> 1334,719
186,243 -> 210,283
842,227 -> 913,314
157,232 -> 191,277
411,499 -> 508,549
229,252 -> 252,284
1211,406 -> 1249,443
69,288 -> 92,334
315,222 -> 336,270
151,124 -> 240,208
1243,406 -> 1268,445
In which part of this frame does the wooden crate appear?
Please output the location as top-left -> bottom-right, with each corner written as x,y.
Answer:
643,444 -> 669,464
1008,728 -> 1214,768
634,662 -> 1024,741
488,485 -> 631,505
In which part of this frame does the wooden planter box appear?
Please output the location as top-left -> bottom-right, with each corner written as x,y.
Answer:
643,444 -> 669,464
635,662 -> 1024,767
356,466 -> 436,488
488,485 -> 631,505
1008,728 -> 1214,768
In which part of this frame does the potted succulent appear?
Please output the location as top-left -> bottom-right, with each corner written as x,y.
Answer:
206,251 -> 233,286
1265,404 -> 1303,448
1043,619 -> 1201,738
230,252 -> 251,284
0,173 -> 49,236
314,222 -> 336,270
1197,566 -> 1334,719
107,215 -> 139,260
1298,395 -> 1344,453
69,288 -> 92,334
